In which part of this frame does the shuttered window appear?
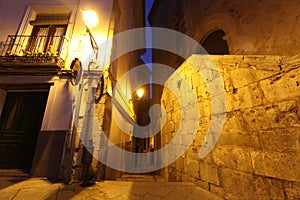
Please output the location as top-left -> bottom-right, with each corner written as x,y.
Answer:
26,14 -> 70,54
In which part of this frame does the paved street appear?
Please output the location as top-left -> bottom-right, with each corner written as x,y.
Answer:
0,177 -> 223,200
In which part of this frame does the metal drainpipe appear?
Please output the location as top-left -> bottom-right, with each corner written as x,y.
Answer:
80,68 -> 95,186
80,67 -> 105,187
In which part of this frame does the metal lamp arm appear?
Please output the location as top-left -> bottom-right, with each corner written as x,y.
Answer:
86,26 -> 99,59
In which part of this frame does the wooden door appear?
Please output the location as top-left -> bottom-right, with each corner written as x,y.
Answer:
0,92 -> 48,169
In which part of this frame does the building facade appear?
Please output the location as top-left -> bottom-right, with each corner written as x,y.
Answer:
0,0 -> 114,181
0,0 -> 148,183
1,0 -> 299,198
149,0 -> 300,199
65,0 -> 147,182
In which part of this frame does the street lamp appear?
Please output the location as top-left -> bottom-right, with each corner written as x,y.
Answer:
79,9 -> 100,187
81,10 -> 99,59
136,88 -> 144,99
81,10 -> 99,29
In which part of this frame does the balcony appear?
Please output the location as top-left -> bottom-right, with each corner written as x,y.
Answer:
0,35 -> 69,71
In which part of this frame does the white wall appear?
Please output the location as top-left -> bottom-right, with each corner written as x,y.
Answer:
41,77 -> 74,131
0,75 -> 73,131
0,0 -> 113,70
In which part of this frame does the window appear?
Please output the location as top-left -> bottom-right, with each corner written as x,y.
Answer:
10,5 -> 77,58
26,14 -> 69,55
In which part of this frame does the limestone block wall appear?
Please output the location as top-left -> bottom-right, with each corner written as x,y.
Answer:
150,0 -> 300,56
160,54 -> 300,199
184,0 -> 300,56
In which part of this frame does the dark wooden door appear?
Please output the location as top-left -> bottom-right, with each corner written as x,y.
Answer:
0,92 -> 48,169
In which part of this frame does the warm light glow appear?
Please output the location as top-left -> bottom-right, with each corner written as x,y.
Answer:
107,88 -> 112,96
150,136 -> 154,148
136,88 -> 144,98
81,10 -> 99,29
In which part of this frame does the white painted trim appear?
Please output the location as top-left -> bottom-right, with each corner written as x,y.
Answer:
16,4 -> 78,39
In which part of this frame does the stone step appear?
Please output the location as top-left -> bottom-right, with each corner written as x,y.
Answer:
117,174 -> 165,182
0,169 -> 30,189
0,169 -> 30,178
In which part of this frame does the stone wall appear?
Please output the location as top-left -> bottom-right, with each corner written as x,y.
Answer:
150,0 -> 300,56
184,0 -> 300,56
160,54 -> 300,199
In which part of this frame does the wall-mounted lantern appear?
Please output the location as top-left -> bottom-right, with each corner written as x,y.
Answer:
81,10 -> 99,60
136,88 -> 144,99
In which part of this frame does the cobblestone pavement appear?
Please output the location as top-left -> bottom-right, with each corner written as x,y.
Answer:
0,177 -> 223,200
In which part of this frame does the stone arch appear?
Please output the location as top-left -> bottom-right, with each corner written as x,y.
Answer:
201,29 -> 229,55
193,14 -> 236,54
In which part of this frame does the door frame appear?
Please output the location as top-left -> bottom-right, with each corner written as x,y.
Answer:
0,83 -> 53,170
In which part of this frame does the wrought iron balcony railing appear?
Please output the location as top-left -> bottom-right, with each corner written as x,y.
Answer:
0,35 -> 69,68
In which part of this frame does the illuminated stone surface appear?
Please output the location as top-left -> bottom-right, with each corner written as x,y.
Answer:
0,177 -> 222,200
161,54 -> 300,199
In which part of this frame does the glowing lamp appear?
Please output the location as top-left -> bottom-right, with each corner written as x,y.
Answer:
81,9 -> 99,60
136,88 -> 144,99
81,10 -> 99,29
